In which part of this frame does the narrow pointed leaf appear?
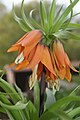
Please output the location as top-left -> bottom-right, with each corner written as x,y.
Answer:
14,84 -> 26,102
53,30 -> 80,40
61,0 -> 73,29
26,101 -> 39,120
5,110 -> 15,120
0,77 -> 20,103
21,0 -> 34,30
40,0 -> 47,29
69,23 -> 80,29
34,81 -> 40,114
41,96 -> 80,119
55,111 -> 72,120
30,10 -> 43,30
52,0 -> 79,32
68,107 -> 80,118
54,5 -> 63,21
0,101 -> 28,110
13,5 -> 31,32
48,0 -> 56,27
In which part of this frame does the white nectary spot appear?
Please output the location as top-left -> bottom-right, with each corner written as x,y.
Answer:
15,52 -> 24,64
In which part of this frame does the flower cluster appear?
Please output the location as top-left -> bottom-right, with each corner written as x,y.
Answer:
8,30 -> 78,88
7,0 -> 79,88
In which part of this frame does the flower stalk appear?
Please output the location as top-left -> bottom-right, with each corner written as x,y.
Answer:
39,66 -> 46,117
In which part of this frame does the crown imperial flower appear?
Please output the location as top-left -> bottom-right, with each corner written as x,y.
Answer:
7,0 -> 79,89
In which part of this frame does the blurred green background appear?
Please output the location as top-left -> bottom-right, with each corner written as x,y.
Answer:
0,1 -> 80,69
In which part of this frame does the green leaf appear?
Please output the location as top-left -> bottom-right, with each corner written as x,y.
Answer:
61,0 -> 73,30
40,111 -> 72,120
54,5 -> 63,21
0,77 -> 20,103
0,101 -> 28,110
30,9 -> 43,30
0,107 -> 5,113
41,96 -> 80,119
4,109 -> 25,120
5,109 -> 15,120
25,101 -> 39,120
0,92 -> 12,105
70,85 -> 80,96
75,117 -> 80,120
52,0 -> 79,32
68,23 -> 80,29
34,81 -> 40,114
55,111 -> 72,120
13,5 -> 31,32
49,96 -> 80,111
21,0 -> 34,30
40,0 -> 47,30
14,84 -> 26,102
2,104 -> 26,120
40,112 -> 57,120
48,0 -> 56,27
45,88 -> 56,109
72,12 -> 80,17
68,107 -> 80,118
60,85 -> 80,110
53,30 -> 80,40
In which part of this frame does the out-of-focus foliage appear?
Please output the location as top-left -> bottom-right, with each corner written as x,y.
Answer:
0,1 -> 80,68
0,77 -> 80,120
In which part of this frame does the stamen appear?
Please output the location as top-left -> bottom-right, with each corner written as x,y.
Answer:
15,52 -> 24,64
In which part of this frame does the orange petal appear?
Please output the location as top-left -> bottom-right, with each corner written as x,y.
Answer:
64,53 -> 78,72
16,59 -> 29,70
53,40 -> 65,67
69,63 -> 78,72
64,52 -> 70,65
15,32 -> 29,45
23,44 -> 37,58
37,62 -> 43,79
50,72 -> 57,80
41,46 -> 56,76
45,67 -> 57,81
58,67 -> 66,80
9,62 -> 16,67
7,45 -> 19,52
27,44 -> 43,69
20,30 -> 42,47
53,52 -> 60,70
65,67 -> 71,81
28,46 -> 36,62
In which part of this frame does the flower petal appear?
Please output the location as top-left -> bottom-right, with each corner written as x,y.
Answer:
53,40 -> 65,67
20,30 -> 42,47
41,46 -> 56,76
64,53 -> 78,72
27,44 -> 43,69
65,67 -> 71,81
7,45 -> 19,52
58,67 -> 66,80
37,62 -> 43,80
16,59 -> 29,70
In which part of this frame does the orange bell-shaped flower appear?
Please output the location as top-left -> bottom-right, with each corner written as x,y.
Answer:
53,40 -> 78,81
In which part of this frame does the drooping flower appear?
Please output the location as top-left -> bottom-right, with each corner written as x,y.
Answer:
7,30 -> 42,69
8,30 -> 57,84
52,40 -> 78,81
